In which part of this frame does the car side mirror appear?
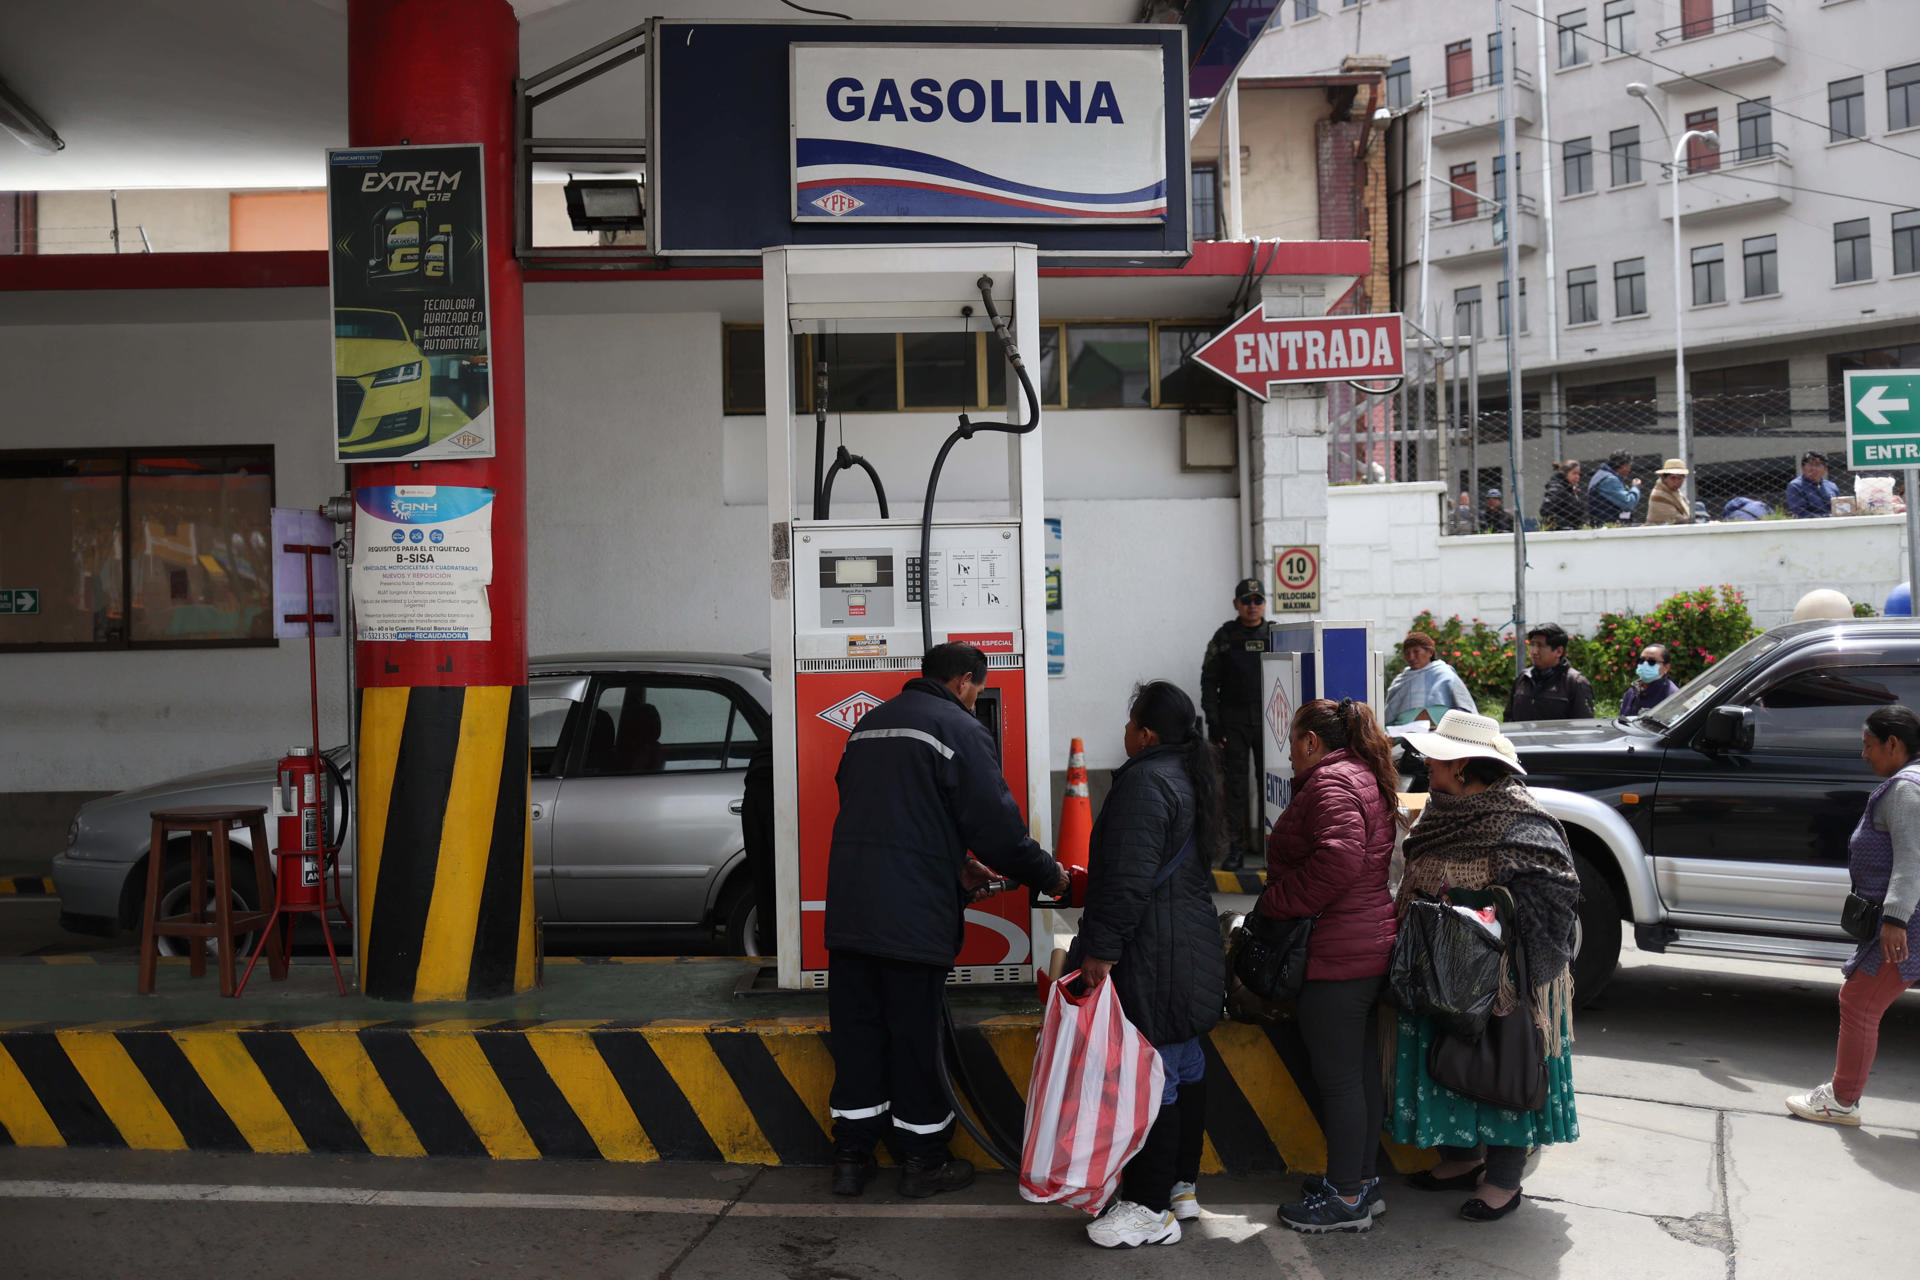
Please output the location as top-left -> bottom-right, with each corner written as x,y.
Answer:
1700,704 -> 1754,753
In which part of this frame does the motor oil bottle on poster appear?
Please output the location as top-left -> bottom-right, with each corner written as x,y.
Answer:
327,144 -> 493,463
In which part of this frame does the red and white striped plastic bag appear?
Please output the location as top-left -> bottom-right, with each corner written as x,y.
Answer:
1018,971 -> 1166,1213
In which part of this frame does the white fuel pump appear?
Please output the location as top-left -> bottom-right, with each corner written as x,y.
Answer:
763,244 -> 1051,992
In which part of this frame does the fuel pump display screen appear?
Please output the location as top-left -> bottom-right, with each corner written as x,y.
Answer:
833,558 -> 879,586
818,550 -> 895,628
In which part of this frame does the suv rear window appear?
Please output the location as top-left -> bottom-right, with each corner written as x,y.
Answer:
1641,632 -> 1782,727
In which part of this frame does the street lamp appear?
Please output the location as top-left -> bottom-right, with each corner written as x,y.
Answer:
1627,82 -> 1715,512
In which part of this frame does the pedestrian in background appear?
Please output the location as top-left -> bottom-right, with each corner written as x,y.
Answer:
1075,681 -> 1227,1249
1392,711 -> 1581,1222
1539,460 -> 1584,531
1786,451 -> 1840,518
1620,643 -> 1679,717
823,642 -> 1069,1200
1646,459 -> 1691,526
1450,490 -> 1477,536
1260,698 -> 1403,1233
1585,450 -> 1641,526
1201,577 -> 1274,872
1785,705 -> 1920,1126
1505,623 -> 1595,722
1722,496 -> 1770,521
1384,630 -> 1478,728
1479,489 -> 1514,534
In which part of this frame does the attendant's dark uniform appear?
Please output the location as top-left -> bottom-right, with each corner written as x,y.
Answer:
824,676 -> 1061,1161
1201,578 -> 1275,868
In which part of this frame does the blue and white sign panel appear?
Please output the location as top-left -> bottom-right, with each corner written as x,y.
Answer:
791,44 -> 1167,225
353,485 -> 494,642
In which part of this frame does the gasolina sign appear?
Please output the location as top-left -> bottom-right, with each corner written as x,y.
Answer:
1193,309 -> 1405,400
790,44 -> 1167,224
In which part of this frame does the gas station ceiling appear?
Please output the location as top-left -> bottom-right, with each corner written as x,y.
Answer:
0,0 -> 1150,191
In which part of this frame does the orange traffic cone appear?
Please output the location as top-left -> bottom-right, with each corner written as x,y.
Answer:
1058,737 -> 1092,875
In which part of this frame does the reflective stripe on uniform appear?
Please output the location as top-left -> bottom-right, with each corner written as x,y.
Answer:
829,1101 -> 891,1120
846,727 -> 954,760
891,1111 -> 955,1134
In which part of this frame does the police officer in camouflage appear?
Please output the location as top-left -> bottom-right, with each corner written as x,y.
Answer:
1201,577 -> 1275,871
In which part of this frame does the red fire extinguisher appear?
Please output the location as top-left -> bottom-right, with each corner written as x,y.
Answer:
275,746 -> 324,910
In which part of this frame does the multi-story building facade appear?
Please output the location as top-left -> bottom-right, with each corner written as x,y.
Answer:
1240,0 -> 1920,520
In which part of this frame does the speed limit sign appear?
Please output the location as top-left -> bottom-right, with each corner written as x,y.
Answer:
1272,545 -> 1320,614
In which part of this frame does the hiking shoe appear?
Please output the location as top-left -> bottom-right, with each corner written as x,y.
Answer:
830,1150 -> 877,1196
896,1155 -> 975,1198
1786,1081 -> 1862,1127
1300,1175 -> 1385,1218
1087,1200 -> 1182,1248
1279,1187 -> 1374,1234
1169,1180 -> 1201,1221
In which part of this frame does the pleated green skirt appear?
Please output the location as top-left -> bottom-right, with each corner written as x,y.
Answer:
1387,1009 -> 1580,1150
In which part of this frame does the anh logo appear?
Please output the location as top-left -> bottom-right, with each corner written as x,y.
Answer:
817,691 -> 883,732
811,190 -> 865,217
448,431 -> 486,450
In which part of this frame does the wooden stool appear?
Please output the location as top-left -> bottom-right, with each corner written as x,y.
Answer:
138,806 -> 287,996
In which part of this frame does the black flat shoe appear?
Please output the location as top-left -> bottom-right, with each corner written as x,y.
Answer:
1406,1164 -> 1484,1192
1459,1190 -> 1524,1222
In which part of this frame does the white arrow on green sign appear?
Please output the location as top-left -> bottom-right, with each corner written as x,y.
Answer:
1846,369 -> 1920,467
0,588 -> 37,615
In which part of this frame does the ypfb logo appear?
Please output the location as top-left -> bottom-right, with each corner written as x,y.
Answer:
817,691 -> 884,732
811,190 -> 865,217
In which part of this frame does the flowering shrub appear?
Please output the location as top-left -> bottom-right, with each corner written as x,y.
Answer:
1387,585 -> 1761,707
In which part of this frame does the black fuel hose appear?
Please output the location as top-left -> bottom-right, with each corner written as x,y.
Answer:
918,276 -> 1041,653
820,444 -> 890,519
935,988 -> 1022,1173
811,359 -> 830,519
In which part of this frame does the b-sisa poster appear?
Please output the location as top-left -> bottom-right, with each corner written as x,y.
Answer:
327,143 -> 493,462
353,485 -> 494,642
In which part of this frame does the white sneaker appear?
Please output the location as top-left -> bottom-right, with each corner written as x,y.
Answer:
1786,1081 -> 1862,1126
1169,1180 -> 1201,1221
1087,1200 -> 1182,1248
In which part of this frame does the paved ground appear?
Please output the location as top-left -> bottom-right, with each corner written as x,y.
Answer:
2,945 -> 1913,1279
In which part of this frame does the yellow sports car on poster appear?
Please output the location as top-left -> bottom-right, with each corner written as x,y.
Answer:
335,307 -> 432,456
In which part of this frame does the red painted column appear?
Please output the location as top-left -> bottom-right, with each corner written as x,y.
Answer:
348,0 -> 534,998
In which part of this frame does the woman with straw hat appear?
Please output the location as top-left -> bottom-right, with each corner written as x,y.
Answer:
1390,711 -> 1582,1222
1647,458 -> 1692,526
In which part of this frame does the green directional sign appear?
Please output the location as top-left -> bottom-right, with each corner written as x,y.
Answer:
1846,369 -> 1920,468
0,588 -> 38,615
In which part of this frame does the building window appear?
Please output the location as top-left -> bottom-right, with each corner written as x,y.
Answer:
1602,0 -> 1634,54
1488,30 -> 1503,86
1830,77 -> 1866,142
1065,324 -> 1154,408
0,448 -> 275,652
1691,361 -> 1791,435
1449,162 -> 1480,221
1445,40 -> 1475,96
1685,108 -> 1720,172
1743,234 -> 1778,297
1492,153 -> 1508,205
1568,377 -> 1658,430
1692,243 -> 1725,304
1567,265 -> 1599,324
1156,325 -> 1236,409
1294,0 -> 1319,19
1192,164 -> 1220,241
1895,209 -> 1920,276
1454,286 -> 1485,339
1610,126 -> 1641,185
1828,343 -> 1920,419
1835,218 -> 1873,283
1614,257 -> 1647,316
1736,99 -> 1773,161
1890,63 -> 1920,132
1386,57 -> 1411,110
1558,9 -> 1588,68
1564,137 -> 1594,195
1497,278 -> 1528,335
1730,0 -> 1765,21
987,326 -> 1063,406
1680,0 -> 1712,39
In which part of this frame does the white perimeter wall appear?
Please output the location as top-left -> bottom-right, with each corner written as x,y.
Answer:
1327,482 -> 1911,641
0,285 -> 1241,792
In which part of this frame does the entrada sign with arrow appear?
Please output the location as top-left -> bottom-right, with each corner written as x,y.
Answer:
1191,308 -> 1405,401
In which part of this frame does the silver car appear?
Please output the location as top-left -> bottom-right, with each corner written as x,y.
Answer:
51,652 -> 773,955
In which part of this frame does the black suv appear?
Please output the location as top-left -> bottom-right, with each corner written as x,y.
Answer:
1500,618 -> 1919,1002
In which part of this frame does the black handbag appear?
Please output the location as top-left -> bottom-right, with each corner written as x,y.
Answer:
1427,893 -> 1549,1113
1388,890 -> 1505,1038
1841,891 -> 1884,942
1230,910 -> 1314,1004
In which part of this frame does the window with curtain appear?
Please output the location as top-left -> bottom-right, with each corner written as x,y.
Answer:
1558,9 -> 1588,67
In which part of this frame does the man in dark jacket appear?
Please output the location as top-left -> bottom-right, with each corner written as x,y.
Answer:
1504,622 -> 1596,721
1201,577 -> 1274,871
824,642 -> 1068,1200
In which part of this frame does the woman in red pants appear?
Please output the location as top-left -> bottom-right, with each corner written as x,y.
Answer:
1786,704 -> 1920,1125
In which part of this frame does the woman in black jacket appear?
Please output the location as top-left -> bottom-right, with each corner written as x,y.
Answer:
1539,460 -> 1585,531
1075,681 -> 1228,1249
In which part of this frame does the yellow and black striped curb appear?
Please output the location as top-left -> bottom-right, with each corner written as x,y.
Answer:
0,1019 -> 1428,1175
357,685 -> 535,1002
0,877 -> 56,895
1212,869 -> 1268,894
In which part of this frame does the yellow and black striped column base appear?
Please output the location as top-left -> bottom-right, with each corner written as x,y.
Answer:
357,685 -> 535,1001
0,1018 -> 1431,1175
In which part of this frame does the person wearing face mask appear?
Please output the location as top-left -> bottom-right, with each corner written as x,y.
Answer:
1619,644 -> 1679,717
